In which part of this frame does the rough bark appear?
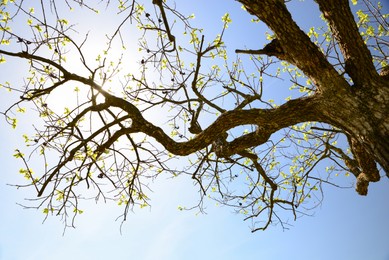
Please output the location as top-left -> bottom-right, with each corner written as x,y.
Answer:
238,0 -> 389,190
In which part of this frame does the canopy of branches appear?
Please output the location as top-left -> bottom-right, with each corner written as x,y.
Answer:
0,0 -> 388,231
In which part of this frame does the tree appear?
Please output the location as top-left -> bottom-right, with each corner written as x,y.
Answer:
0,0 -> 387,231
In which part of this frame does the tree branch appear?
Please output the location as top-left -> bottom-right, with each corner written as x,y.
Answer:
137,96 -> 322,156
315,0 -> 378,87
238,0 -> 340,93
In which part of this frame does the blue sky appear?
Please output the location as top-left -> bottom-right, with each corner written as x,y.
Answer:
1,0 -> 389,259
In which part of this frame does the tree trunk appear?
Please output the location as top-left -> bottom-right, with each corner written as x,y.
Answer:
238,0 -> 389,185
324,78 -> 389,177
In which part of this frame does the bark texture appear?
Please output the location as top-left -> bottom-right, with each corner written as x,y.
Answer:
238,0 -> 389,193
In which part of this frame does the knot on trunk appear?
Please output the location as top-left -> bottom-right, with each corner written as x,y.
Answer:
356,173 -> 369,196
350,137 -> 380,182
348,136 -> 381,195
261,39 -> 289,61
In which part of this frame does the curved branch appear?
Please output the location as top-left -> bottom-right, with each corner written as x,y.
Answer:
110,95 -> 323,156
